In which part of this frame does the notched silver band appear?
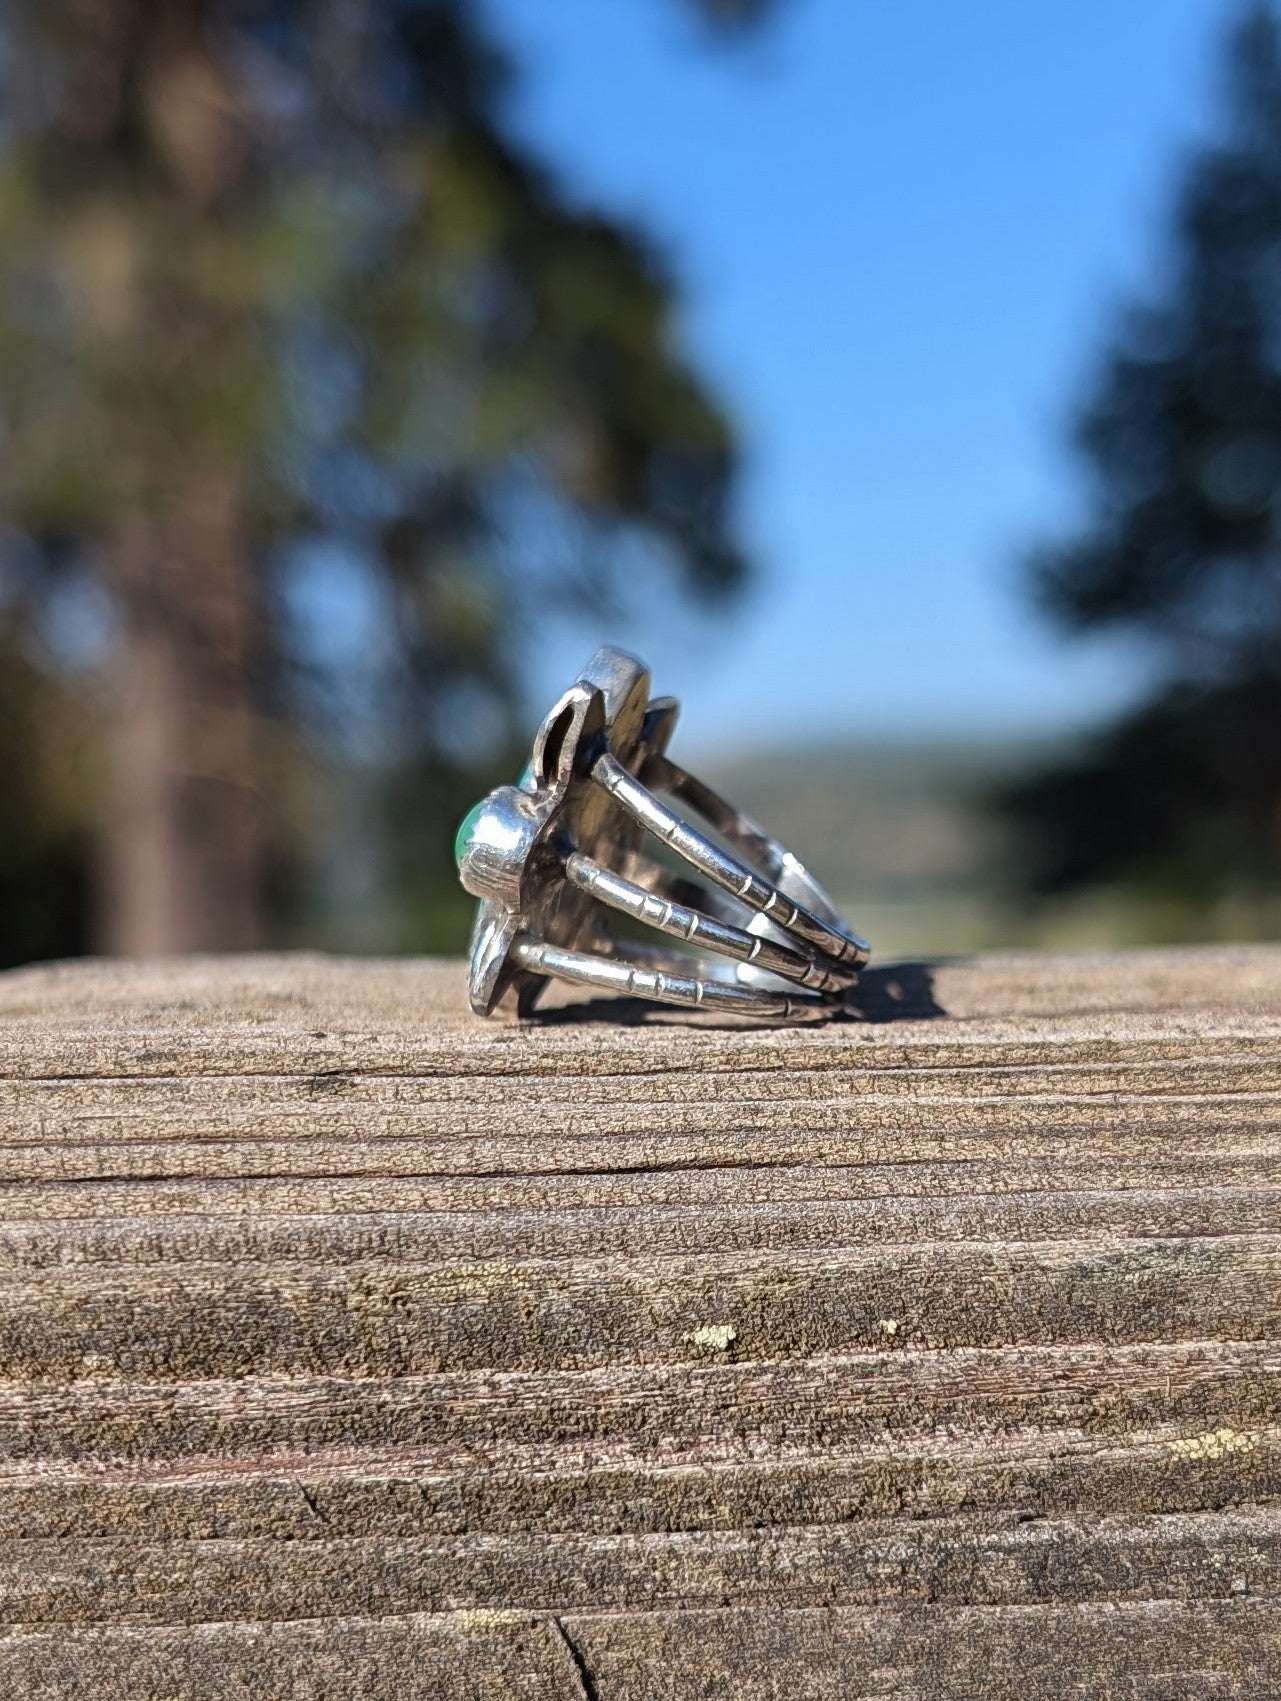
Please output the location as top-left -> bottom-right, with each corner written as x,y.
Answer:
592,750 -> 868,982
511,937 -> 833,1020
563,851 -> 848,994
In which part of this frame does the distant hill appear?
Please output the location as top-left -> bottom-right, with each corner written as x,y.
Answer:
701,737 -> 1159,958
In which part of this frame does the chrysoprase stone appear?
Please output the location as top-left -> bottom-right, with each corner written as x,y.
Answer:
456,765 -> 536,870
453,798 -> 486,870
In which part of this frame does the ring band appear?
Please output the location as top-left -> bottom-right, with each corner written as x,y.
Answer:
592,750 -> 866,979
563,852 -> 849,995
455,646 -> 869,1021
511,938 -> 832,1020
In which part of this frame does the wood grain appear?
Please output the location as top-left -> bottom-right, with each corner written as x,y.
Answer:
0,947 -> 1277,1696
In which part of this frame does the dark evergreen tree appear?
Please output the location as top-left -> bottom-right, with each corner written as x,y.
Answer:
1003,2 -> 1281,930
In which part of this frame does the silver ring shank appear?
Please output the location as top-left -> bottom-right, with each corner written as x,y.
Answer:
511,937 -> 832,1020
591,750 -> 867,980
563,852 -> 846,994
644,752 -> 869,960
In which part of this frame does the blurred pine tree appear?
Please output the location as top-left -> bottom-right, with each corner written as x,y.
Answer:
0,0 -> 766,961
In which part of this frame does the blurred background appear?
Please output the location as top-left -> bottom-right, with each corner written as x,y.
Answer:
0,0 -> 1279,968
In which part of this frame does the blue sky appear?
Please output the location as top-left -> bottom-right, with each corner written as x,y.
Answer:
488,0 -> 1233,752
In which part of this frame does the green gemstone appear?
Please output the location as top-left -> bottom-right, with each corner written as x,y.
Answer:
453,798 -> 486,870
456,765 -> 537,871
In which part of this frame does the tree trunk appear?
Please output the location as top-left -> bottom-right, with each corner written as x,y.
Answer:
98,473 -> 265,955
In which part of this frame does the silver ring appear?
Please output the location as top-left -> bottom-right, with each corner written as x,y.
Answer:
454,646 -> 870,1021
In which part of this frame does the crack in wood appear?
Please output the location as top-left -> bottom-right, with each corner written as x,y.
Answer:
548,1615 -> 601,1701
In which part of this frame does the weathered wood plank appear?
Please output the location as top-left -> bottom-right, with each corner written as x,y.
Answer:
0,1156 -> 1272,1224
0,1612 -> 584,1700
0,947 -> 1277,1078
0,1604 -> 1274,1699
564,1601 -> 1281,1699
1,1237 -> 1278,1380
0,1339 -> 1274,1465
0,1190 -> 1277,1275
0,948 -> 1276,1695
2,1507 -> 1280,1623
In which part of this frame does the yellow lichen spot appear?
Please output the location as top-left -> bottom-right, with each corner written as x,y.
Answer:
423,1261 -> 515,1299
1166,1426 -> 1258,1462
686,1323 -> 737,1351
877,1319 -> 900,1338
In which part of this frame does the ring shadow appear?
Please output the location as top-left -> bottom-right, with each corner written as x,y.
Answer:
841,960 -> 948,1023
530,960 -> 948,1028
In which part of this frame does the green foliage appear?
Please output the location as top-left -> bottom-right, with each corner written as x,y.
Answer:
1003,2 -> 1281,921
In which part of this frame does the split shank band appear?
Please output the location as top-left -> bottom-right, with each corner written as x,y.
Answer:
455,647 -> 869,1021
